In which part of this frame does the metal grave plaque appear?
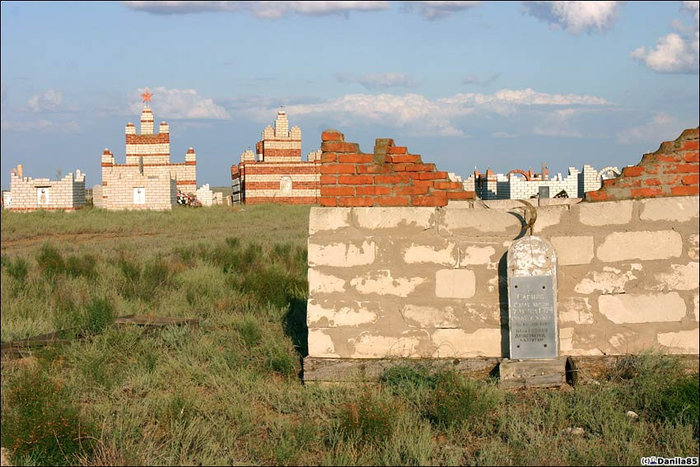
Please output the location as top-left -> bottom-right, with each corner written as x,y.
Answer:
508,275 -> 556,359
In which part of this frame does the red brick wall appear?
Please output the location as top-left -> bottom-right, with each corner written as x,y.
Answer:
585,128 -> 699,201
125,134 -> 170,144
236,161 -> 320,205
319,130 -> 474,207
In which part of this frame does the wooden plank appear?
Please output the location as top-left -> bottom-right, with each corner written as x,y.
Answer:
2,315 -> 199,360
303,357 -> 501,383
1,330 -> 74,358
113,314 -> 199,328
303,355 -> 700,384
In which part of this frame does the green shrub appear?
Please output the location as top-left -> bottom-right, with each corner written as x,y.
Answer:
36,244 -> 65,278
4,256 -> 29,284
82,296 -> 115,335
656,374 -> 699,438
118,256 -> 172,301
338,391 -> 399,446
239,266 -> 292,309
1,367 -> 94,465
265,343 -> 297,378
65,253 -> 97,280
380,365 -> 437,396
235,315 -> 263,347
224,236 -> 241,249
424,370 -> 501,429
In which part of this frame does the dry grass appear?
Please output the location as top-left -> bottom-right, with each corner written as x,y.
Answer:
1,205 -> 698,466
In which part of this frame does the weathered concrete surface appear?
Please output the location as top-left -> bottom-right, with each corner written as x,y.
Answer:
499,357 -> 567,389
596,231 -> 683,262
306,196 -> 699,366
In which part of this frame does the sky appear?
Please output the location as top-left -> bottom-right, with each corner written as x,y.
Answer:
1,1 -> 699,190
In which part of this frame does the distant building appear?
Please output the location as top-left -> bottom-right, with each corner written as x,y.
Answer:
464,164 -> 620,200
232,110 -> 321,205
8,164 -> 86,212
97,90 -> 197,210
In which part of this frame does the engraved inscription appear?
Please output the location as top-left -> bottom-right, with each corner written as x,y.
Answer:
509,275 -> 556,358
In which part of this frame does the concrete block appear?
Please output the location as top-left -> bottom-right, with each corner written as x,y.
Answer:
551,236 -> 594,265
353,207 -> 435,230
403,242 -> 457,266
307,329 -> 339,357
440,208 -> 521,237
308,269 -> 346,295
498,357 -> 567,389
688,234 -> 699,261
308,240 -> 376,267
640,196 -> 699,222
307,300 -> 378,327
400,304 -> 458,328
538,198 -> 581,207
559,327 -> 575,353
598,292 -> 686,323
578,200 -> 633,226
532,205 -> 568,233
458,245 -> 497,266
559,297 -> 594,324
349,331 -> 431,358
476,199 -> 523,210
435,269 -> 476,298
657,329 -> 699,354
309,207 -> 351,234
652,262 -> 699,291
597,231 -> 683,262
431,328 -> 501,357
350,270 -> 425,296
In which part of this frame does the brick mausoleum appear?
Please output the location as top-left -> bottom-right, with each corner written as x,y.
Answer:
7,164 -> 86,212
232,110 -> 321,204
95,91 -> 197,211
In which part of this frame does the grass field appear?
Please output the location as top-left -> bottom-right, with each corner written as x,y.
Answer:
1,205 -> 698,466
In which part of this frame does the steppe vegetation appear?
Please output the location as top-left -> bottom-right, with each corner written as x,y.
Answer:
1,205 -> 698,466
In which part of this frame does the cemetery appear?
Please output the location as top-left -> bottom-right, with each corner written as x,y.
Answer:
1,126 -> 698,465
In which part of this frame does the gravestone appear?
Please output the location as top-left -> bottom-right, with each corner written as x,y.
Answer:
500,235 -> 567,388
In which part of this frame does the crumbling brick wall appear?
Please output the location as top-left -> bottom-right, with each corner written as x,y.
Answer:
320,130 -> 475,207
585,128 -> 699,201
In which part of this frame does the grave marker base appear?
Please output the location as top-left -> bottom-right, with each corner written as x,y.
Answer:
498,357 -> 568,389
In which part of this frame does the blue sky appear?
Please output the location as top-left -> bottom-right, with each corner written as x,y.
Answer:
2,1 -> 698,189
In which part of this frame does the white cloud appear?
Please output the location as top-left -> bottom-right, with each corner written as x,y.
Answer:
244,88 -> 609,137
123,1 -> 390,18
533,109 -> 584,138
616,113 -> 681,145
336,72 -> 418,90
401,1 -> 481,20
1,119 -> 80,132
130,87 -> 230,119
524,1 -> 620,34
630,3 -> 699,74
27,90 -> 63,112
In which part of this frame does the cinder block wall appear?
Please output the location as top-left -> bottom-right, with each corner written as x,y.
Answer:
307,196 -> 699,359
10,171 -> 86,211
586,128 -> 699,201
101,167 -> 175,211
319,130 -> 475,207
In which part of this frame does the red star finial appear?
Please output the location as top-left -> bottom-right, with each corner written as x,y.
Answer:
141,89 -> 153,103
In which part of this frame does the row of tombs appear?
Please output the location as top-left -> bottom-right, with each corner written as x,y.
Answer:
8,93 -> 697,211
